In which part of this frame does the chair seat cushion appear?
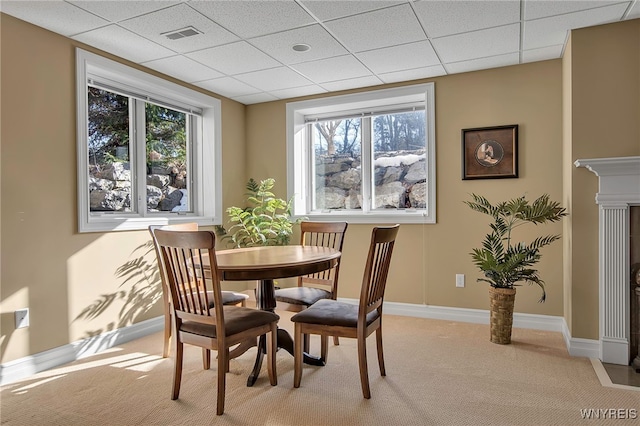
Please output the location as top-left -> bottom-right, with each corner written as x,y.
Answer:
274,286 -> 331,306
182,291 -> 248,308
290,299 -> 379,328
221,291 -> 249,305
181,306 -> 279,338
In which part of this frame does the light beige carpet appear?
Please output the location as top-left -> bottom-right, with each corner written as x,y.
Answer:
2,310 -> 639,425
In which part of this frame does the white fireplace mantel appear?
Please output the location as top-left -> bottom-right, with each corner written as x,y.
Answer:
575,156 -> 640,365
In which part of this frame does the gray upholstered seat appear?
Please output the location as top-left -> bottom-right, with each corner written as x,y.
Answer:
220,291 -> 249,306
272,286 -> 331,306
181,305 -> 279,338
289,299 -> 378,328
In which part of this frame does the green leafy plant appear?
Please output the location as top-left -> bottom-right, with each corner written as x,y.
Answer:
464,193 -> 567,302
222,178 -> 302,248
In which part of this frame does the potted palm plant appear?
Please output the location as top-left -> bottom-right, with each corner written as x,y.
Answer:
464,193 -> 567,344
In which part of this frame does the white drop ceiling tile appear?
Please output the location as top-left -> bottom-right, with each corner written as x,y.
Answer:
523,3 -> 630,50
378,65 -> 447,84
195,77 -> 260,97
142,55 -> 223,83
445,52 -> 519,74
119,3 -> 239,54
320,75 -> 384,92
300,0 -> 404,22
413,0 -> 520,38
232,92 -> 279,105
70,1 -> 179,23
1,1 -> 109,37
356,41 -> 439,74
324,4 -> 426,52
234,67 -> 313,92
291,55 -> 372,83
521,45 -> 564,63
190,0 -> 315,39
524,0 -> 624,20
249,25 -> 348,65
629,1 -> 640,19
6,0 -> 639,105
270,85 -> 328,100
432,24 -> 520,63
73,25 -> 175,63
186,42 -> 281,75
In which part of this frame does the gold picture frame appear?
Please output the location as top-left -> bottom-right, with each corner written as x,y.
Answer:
462,124 -> 518,180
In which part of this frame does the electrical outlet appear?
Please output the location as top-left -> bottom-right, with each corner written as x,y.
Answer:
455,274 -> 465,288
15,308 -> 29,329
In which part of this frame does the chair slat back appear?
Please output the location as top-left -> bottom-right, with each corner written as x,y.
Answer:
154,230 -> 225,330
149,223 -> 199,297
359,225 -> 400,317
299,221 -> 348,290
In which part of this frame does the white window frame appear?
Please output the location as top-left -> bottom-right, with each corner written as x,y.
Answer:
286,83 -> 436,224
76,49 -> 222,233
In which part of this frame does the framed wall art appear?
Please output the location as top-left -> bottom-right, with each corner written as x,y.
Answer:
461,124 -> 518,180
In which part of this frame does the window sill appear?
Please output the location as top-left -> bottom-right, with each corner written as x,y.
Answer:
79,216 -> 220,233
293,210 -> 434,224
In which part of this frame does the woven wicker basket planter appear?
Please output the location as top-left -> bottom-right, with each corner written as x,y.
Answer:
489,287 -> 516,344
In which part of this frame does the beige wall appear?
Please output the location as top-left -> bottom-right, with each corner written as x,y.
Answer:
246,60 -> 566,315
2,12 -> 639,365
566,19 -> 640,339
0,15 -> 247,363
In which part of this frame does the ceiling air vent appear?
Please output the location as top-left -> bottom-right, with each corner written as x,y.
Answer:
162,26 -> 202,40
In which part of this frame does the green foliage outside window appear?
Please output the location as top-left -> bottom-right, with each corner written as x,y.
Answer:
87,87 -> 187,168
88,87 -> 129,165
145,104 -> 186,169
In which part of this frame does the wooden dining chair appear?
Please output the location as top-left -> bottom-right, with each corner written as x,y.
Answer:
274,221 -> 348,357
291,224 -> 399,399
153,229 -> 279,415
149,223 -> 249,358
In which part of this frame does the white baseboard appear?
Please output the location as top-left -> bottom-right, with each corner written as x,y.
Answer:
1,301 -> 601,386
0,317 -> 163,386
561,320 -> 601,359
341,298 -> 601,360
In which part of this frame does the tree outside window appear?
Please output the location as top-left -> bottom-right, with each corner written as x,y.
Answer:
311,110 -> 426,211
87,88 -> 191,214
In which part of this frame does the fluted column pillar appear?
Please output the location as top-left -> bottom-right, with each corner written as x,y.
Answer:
599,204 -> 629,364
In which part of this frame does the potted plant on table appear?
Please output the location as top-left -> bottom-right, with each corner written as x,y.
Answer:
464,193 -> 567,344
219,177 -> 302,248
216,177 -> 303,301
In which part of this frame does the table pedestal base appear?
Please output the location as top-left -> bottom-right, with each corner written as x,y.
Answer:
246,329 -> 325,386
246,278 -> 325,387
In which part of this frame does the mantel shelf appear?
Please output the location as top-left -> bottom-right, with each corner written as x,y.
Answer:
574,156 -> 640,177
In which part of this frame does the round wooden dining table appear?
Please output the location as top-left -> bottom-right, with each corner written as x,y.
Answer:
214,245 -> 341,386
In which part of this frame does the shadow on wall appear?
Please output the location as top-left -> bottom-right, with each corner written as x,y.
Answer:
74,241 -> 162,338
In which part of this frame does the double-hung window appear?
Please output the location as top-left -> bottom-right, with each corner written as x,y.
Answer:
76,49 -> 222,232
287,83 -> 436,224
